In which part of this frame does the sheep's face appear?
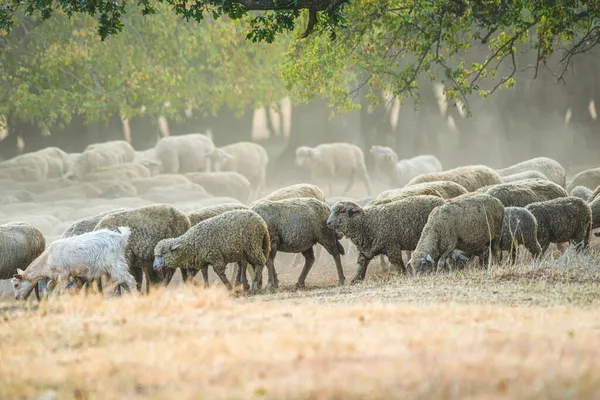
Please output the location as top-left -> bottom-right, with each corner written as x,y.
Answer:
370,146 -> 398,165
327,201 -> 362,231
153,240 -> 181,271
408,253 -> 435,275
211,150 -> 234,172
11,272 -> 35,300
295,147 -> 315,168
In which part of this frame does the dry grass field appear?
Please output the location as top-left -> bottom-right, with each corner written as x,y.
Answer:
2,250 -> 600,399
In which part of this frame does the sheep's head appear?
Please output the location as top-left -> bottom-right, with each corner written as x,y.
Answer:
11,269 -> 35,300
295,146 -> 316,168
407,252 -> 435,275
140,159 -> 162,176
327,201 -> 362,230
370,146 -> 398,165
153,239 -> 181,271
210,149 -> 234,172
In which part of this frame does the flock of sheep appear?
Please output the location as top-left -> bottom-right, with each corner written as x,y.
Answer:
2,133 -> 600,300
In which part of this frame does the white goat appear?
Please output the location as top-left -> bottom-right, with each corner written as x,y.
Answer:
11,227 -> 136,299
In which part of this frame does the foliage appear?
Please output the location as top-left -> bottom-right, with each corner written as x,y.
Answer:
0,4 -> 289,131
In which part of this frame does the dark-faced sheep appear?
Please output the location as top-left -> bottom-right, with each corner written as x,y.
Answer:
153,209 -> 270,291
406,165 -> 502,192
295,143 -> 372,196
410,194 -> 504,274
327,195 -> 446,283
500,207 -> 543,264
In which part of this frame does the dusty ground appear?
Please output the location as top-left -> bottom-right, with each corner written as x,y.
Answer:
1,249 -> 600,399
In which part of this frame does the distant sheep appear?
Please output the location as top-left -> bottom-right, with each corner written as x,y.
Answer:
566,167 -> 600,193
68,140 -> 136,179
410,194 -> 504,273
260,183 -> 326,203
210,142 -> 269,199
377,181 -> 468,203
477,179 -> 568,208
34,183 -> 103,202
296,143 -> 372,196
570,186 -> 594,201
81,162 -> 151,182
134,148 -> 162,175
501,170 -> 550,184
185,172 -> 251,203
370,146 -> 442,186
130,174 -> 195,195
500,207 -> 542,264
154,133 -> 215,174
406,165 -> 502,192
11,227 -> 135,299
497,157 -> 566,188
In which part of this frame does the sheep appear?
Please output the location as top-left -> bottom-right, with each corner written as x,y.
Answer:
369,187 -> 444,206
500,207 -> 543,264
141,184 -> 209,203
11,227 -> 136,299
0,165 -> 46,182
0,223 -> 46,300
566,167 -> 600,193
130,174 -> 195,195
62,208 -> 132,238
134,148 -> 162,175
588,185 -> 600,202
210,142 -> 269,199
81,162 -> 151,182
94,204 -> 191,293
370,146 -> 443,186
377,181 -> 468,203
251,198 -> 346,290
33,183 -> 105,202
589,196 -> 600,234
12,177 -> 75,194
260,183 -> 326,203
154,133 -> 215,174
295,143 -> 372,196
496,157 -> 566,188
525,197 -> 592,255
570,186 -> 594,201
406,165 -> 502,192
1,147 -> 68,179
153,209 -> 270,291
410,193 -> 505,274
185,172 -> 251,203
98,181 -> 138,199
327,195 -> 446,283
67,140 -> 136,179
501,170 -> 550,184
476,179 -> 568,208
0,215 -> 62,237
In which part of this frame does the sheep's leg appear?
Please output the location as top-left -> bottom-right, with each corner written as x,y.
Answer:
161,268 -> 175,286
332,252 -> 345,285
510,246 -> 518,265
266,250 -> 279,291
250,264 -> 263,293
351,252 -> 372,284
34,283 -> 40,301
144,265 -> 164,293
235,261 -> 250,291
436,250 -> 453,273
200,266 -> 210,287
96,278 -> 103,293
212,264 -> 232,290
491,240 -> 501,265
387,251 -> 406,276
295,248 -> 316,289
131,267 -> 144,292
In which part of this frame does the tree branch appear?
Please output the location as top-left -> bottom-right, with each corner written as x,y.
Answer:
231,0 -> 333,11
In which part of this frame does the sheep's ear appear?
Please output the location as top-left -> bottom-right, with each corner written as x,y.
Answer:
344,202 -> 361,215
17,268 -> 25,274
170,243 -> 181,251
426,254 -> 434,263
13,274 -> 23,280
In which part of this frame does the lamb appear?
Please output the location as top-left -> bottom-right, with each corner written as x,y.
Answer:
410,193 -> 505,274
11,227 -> 136,299
406,165 -> 502,192
81,162 -> 151,182
154,133 -> 215,174
370,146 -> 442,186
295,143 -> 372,196
525,197 -> 592,255
566,167 -> 600,193
210,142 -> 269,199
153,209 -> 270,291
500,207 -> 543,264
260,183 -> 326,203
477,179 -> 568,207
0,223 -> 46,300
251,198 -> 346,290
570,186 -> 594,201
501,170 -> 550,184
377,181 -> 468,203
185,172 -> 251,203
496,157 -> 566,188
67,140 -> 136,179
327,196 -> 446,283
94,204 -> 191,293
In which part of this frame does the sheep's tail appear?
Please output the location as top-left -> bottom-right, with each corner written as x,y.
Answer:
262,231 -> 271,260
117,226 -> 132,241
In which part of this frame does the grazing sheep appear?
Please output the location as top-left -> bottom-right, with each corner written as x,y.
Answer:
566,167 -> 600,193
378,181 -> 468,201
154,133 -> 215,174
406,165 -> 502,192
0,223 -> 46,299
410,194 -> 504,274
130,174 -> 195,195
497,157 -> 566,188
0,147 -> 68,179
185,172 -> 251,203
501,170 -> 550,184
11,227 -> 136,299
370,146 -> 442,186
153,209 -> 270,291
500,207 -> 543,264
251,198 -> 346,290
525,197 -> 592,255
98,181 -> 138,199
187,204 -> 250,226
295,143 -> 372,196
477,179 -> 568,208
369,186 -> 444,206
327,196 -> 445,283
94,204 -> 191,293
260,183 -> 326,203
570,186 -> 594,201
81,162 -> 151,182
210,142 -> 269,199
67,140 -> 136,179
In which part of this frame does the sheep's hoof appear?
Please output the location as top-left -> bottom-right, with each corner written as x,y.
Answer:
350,277 -> 363,285
266,284 -> 278,293
294,282 -> 306,290
337,279 -> 345,286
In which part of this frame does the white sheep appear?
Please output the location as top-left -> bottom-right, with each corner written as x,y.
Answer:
370,146 -> 442,187
11,227 -> 136,299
